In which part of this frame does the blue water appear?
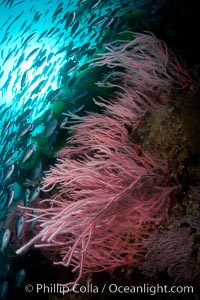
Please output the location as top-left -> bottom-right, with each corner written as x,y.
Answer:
1,0 -> 89,117
0,0 -> 135,115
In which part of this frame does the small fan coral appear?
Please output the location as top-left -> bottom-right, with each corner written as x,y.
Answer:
140,214 -> 200,287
